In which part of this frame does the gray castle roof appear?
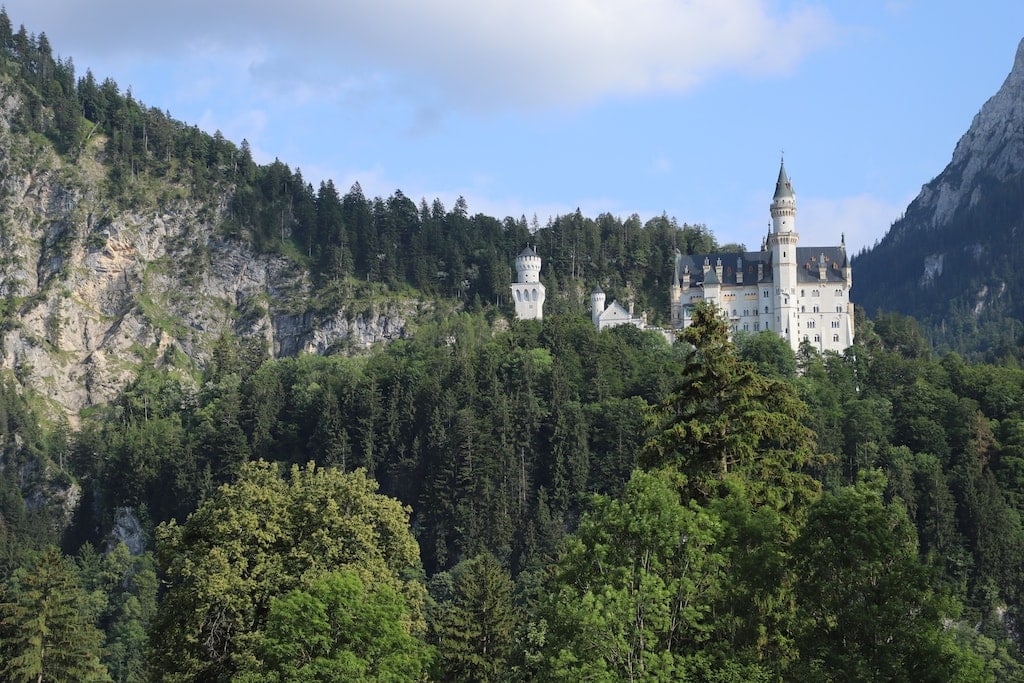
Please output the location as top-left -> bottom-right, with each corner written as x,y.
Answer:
675,245 -> 848,287
773,161 -> 795,200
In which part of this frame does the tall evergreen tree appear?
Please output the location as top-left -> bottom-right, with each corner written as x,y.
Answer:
0,547 -> 111,682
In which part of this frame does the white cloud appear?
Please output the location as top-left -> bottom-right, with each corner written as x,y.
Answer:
10,0 -> 836,110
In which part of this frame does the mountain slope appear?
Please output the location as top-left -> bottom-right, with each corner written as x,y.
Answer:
0,79 -> 421,415
852,38 -> 1024,356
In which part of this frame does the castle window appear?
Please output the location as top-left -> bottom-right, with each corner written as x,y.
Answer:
812,289 -> 820,297
516,291 -> 521,302
764,306 -> 769,314
754,322 -> 760,331
812,305 -> 819,313
836,305 -> 843,312
831,320 -> 840,328
763,290 -> 769,298
807,321 -> 815,329
814,335 -> 820,342
532,289 -> 539,301
801,305 -> 805,313
833,334 -> 840,342
801,289 -> 805,296
743,324 -> 749,331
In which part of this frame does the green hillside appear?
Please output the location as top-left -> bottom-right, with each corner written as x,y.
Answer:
0,11 -> 1023,681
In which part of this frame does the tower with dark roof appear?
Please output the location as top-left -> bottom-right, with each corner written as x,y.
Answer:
669,159 -> 854,353
511,246 -> 545,320
767,159 -> 800,342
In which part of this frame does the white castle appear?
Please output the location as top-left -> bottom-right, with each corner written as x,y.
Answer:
589,287 -> 649,331
515,161 -> 855,354
510,245 -> 546,320
670,160 -> 854,353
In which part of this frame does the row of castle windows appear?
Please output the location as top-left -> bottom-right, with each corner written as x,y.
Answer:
733,306 -> 773,317
804,334 -> 842,343
515,289 -> 541,302
800,305 -> 845,313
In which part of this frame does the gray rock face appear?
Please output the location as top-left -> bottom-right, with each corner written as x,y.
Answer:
0,87 -> 417,417
908,38 -> 1024,232
853,37 -> 1024,331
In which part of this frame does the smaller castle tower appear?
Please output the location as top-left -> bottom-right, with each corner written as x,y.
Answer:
510,246 -> 546,320
590,286 -> 606,327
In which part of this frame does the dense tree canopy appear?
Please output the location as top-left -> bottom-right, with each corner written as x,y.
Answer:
149,461 -> 426,681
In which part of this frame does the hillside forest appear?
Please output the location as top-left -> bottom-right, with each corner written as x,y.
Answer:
1,11 -> 1024,682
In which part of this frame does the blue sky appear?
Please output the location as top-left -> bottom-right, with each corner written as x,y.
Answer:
6,1 -> 1024,253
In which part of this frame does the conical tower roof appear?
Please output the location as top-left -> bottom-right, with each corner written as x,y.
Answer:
773,160 -> 794,200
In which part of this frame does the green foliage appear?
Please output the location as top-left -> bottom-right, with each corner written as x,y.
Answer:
792,474 -> 988,682
428,553 -> 520,682
0,547 -> 111,682
236,570 -> 433,683
641,302 -> 820,509
539,469 -> 728,681
735,330 -> 797,378
75,543 -> 158,683
150,460 -> 426,682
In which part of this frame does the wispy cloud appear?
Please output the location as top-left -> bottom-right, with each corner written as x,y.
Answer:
13,1 -> 836,110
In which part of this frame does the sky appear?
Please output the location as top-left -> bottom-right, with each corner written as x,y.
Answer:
5,1 -> 1024,254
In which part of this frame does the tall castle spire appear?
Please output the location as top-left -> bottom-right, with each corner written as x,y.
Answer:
770,157 -> 797,234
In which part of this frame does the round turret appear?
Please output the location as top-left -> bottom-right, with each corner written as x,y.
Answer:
516,246 -> 542,284
591,286 -> 606,327
511,245 -> 546,320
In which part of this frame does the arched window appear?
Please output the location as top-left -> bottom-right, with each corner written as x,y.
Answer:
532,288 -> 538,301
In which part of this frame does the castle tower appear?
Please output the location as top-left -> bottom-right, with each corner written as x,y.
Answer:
770,160 -> 797,234
510,246 -> 546,320
591,286 -> 606,327
766,159 -> 799,346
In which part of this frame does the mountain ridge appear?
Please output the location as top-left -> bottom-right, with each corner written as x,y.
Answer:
0,90 -> 424,415
852,36 -> 1024,356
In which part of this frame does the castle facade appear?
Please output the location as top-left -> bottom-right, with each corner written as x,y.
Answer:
671,161 -> 854,353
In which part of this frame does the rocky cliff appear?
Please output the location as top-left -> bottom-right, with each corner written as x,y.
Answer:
852,37 -> 1024,354
0,86 -> 423,416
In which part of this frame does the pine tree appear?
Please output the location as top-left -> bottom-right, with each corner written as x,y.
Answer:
0,547 -> 111,682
